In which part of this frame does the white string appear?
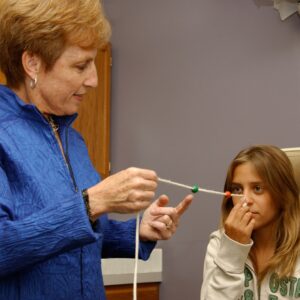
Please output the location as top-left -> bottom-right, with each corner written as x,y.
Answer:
134,212 -> 140,300
132,176 -> 243,300
158,177 -> 243,197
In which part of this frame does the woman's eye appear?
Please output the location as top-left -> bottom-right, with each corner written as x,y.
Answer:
75,62 -> 90,72
76,65 -> 87,71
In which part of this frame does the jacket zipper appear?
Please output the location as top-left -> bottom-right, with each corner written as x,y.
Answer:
64,126 -> 78,193
48,119 -> 78,193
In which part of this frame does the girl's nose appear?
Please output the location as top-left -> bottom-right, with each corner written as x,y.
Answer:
243,191 -> 254,205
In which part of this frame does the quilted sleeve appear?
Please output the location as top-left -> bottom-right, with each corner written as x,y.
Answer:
0,166 -> 99,277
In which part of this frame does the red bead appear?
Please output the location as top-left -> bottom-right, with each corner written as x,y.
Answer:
225,191 -> 231,198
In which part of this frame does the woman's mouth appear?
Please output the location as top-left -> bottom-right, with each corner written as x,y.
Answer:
73,94 -> 84,101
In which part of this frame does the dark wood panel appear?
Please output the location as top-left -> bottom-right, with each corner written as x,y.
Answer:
0,72 -> 6,84
105,283 -> 160,300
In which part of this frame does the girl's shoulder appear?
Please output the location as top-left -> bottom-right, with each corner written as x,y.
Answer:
209,229 -> 222,239
293,256 -> 300,274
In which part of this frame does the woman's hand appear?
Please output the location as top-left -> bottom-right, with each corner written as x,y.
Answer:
224,198 -> 255,244
87,167 -> 158,220
139,194 -> 193,241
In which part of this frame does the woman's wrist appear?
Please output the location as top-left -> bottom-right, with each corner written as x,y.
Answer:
83,186 -> 108,221
82,189 -> 93,219
82,189 -> 98,225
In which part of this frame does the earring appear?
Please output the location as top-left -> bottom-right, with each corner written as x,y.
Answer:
30,76 -> 38,89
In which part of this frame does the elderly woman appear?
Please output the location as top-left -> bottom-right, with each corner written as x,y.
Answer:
0,0 -> 192,299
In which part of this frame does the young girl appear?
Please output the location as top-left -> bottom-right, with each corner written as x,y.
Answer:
200,145 -> 300,300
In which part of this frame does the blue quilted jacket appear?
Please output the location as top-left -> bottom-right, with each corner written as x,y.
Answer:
0,85 -> 155,299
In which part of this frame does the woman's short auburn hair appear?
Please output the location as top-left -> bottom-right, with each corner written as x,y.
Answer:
0,0 -> 111,88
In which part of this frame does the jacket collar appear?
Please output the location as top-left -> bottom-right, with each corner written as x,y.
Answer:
0,84 -> 77,128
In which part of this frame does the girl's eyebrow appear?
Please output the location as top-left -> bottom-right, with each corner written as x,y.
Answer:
231,182 -> 242,186
248,181 -> 265,185
232,181 -> 264,185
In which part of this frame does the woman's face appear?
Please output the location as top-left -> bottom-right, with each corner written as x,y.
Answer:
34,45 -> 98,116
231,162 -> 280,231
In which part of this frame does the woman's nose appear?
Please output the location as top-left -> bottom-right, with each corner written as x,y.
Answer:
84,63 -> 98,88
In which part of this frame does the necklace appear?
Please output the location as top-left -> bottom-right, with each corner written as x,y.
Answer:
45,115 -> 59,132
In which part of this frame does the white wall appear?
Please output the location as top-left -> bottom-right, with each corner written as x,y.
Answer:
103,1 -> 300,299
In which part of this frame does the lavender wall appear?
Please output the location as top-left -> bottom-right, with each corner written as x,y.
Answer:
103,1 -> 300,299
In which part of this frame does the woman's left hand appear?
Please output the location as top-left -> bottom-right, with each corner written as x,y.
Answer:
139,194 -> 193,241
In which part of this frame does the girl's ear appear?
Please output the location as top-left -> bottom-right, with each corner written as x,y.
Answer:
22,51 -> 42,80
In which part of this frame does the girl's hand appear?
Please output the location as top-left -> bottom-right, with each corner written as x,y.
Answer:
224,198 -> 255,244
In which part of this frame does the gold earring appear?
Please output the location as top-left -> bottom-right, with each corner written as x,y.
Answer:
30,76 -> 38,89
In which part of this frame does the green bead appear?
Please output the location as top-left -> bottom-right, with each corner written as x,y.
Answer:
191,184 -> 199,193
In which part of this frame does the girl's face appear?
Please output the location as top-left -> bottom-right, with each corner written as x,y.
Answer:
231,162 -> 280,231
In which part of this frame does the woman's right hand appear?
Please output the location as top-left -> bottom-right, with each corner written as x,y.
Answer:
224,198 -> 255,244
87,167 -> 158,220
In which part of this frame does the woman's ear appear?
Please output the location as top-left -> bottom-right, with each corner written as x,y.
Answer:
22,51 -> 42,80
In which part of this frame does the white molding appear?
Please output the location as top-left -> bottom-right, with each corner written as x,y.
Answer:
102,248 -> 162,286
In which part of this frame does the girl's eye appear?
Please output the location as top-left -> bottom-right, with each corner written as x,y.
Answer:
254,185 -> 264,193
231,186 -> 243,194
